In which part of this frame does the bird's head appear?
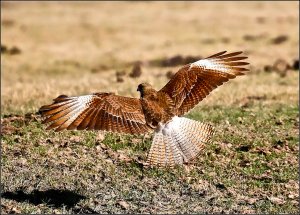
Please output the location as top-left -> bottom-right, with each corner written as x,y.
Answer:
137,82 -> 155,98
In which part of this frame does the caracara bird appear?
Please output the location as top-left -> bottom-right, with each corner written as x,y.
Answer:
39,51 -> 249,168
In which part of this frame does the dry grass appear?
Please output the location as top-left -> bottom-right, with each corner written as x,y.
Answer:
1,1 -> 299,113
1,1 -> 299,214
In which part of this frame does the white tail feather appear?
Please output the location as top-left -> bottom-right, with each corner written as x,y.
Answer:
146,117 -> 214,167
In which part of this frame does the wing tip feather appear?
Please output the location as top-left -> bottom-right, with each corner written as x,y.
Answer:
206,50 -> 227,59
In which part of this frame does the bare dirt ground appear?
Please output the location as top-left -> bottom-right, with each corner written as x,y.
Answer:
1,1 -> 299,214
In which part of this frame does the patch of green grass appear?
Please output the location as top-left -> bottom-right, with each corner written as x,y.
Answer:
1,101 -> 298,214
102,133 -> 134,151
82,132 -> 97,148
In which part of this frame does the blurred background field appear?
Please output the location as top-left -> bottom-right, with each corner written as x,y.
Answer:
1,1 -> 299,114
1,1 -> 299,214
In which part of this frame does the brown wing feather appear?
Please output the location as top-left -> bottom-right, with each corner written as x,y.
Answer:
159,51 -> 249,116
39,93 -> 152,134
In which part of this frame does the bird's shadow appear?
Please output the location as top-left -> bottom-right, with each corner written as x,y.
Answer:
2,189 -> 86,209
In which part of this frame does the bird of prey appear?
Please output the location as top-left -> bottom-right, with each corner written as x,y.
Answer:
39,51 -> 249,168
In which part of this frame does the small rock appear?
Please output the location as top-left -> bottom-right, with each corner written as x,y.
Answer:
118,200 -> 130,210
246,197 -> 257,204
208,172 -> 216,177
1,44 -> 7,53
11,207 -> 21,214
70,136 -> 81,143
105,158 -> 113,164
264,65 -> 273,73
243,34 -> 256,41
275,119 -> 283,125
115,70 -> 126,77
237,117 -> 243,124
268,196 -> 285,205
162,55 -> 183,67
129,63 -> 142,78
118,153 -> 131,162
9,46 -> 21,55
288,194 -> 295,199
292,59 -> 299,70
116,76 -> 124,83
19,158 -> 27,165
96,132 -> 105,142
273,59 -> 291,77
270,35 -> 289,45
95,145 -> 103,153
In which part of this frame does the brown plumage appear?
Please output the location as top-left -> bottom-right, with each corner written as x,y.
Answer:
39,51 -> 249,168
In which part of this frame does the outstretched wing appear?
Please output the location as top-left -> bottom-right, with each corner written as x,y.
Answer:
159,51 -> 249,115
39,93 -> 152,134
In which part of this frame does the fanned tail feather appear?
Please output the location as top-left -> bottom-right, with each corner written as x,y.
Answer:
146,132 -> 184,167
146,117 -> 214,167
